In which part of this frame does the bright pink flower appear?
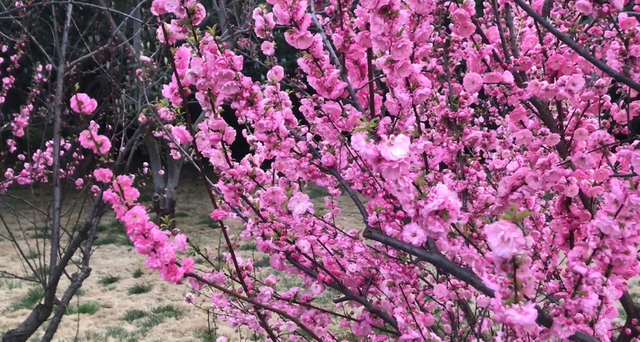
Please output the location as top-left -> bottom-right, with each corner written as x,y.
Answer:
267,65 -> 285,82
70,93 -> 98,114
401,223 -> 426,246
210,209 -> 228,220
94,168 -> 113,183
391,38 -> 413,61
566,74 -> 585,93
94,135 -> 111,155
171,125 -> 193,145
284,29 -> 314,49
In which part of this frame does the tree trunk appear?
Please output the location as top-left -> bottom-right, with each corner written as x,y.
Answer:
153,186 -> 177,229
2,304 -> 53,342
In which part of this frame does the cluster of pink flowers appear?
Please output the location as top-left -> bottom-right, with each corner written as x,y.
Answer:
100,172 -> 195,283
3,57 -> 51,138
78,120 -> 111,156
1,139 -> 76,192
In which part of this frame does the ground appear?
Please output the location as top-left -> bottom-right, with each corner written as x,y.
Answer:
0,174 -> 366,342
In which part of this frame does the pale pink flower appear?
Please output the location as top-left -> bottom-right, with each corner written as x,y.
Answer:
191,3 -> 206,26
611,0 -> 624,11
484,220 -> 526,259
566,74 -> 585,93
380,134 -> 411,161
503,304 -> 539,332
288,192 -> 313,216
267,65 -> 285,82
463,72 -> 483,94
574,127 -> 589,141
576,0 -> 593,14
261,41 -> 275,56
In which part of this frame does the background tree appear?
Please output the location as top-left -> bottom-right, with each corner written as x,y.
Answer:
0,0 -> 151,340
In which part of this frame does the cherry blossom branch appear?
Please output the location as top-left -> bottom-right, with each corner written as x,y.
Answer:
158,19 -> 280,342
185,272 -> 322,341
284,255 -> 400,333
309,0 -> 364,113
512,0 -> 640,93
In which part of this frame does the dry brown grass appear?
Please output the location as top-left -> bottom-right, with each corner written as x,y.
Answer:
0,177 -> 366,342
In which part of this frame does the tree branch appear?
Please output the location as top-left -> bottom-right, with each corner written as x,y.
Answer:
512,0 -> 640,93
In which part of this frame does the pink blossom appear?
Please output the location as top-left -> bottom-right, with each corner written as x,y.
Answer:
171,125 -> 193,145
210,209 -> 228,220
288,192 -> 313,216
284,29 -> 314,49
70,93 -> 98,114
503,304 -> 539,332
620,14 -> 638,31
391,39 -> 414,61
566,74 -> 585,93
261,41 -> 275,56
267,65 -> 285,82
484,220 -> 526,260
191,3 -> 206,26
575,0 -> 593,14
380,134 -> 411,161
401,222 -> 427,246
94,168 -> 113,183
463,72 -> 484,94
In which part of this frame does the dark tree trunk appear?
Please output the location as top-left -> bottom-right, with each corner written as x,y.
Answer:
2,304 -> 53,342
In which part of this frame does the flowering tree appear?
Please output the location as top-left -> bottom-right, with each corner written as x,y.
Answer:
0,1 -> 155,341
100,0 -> 640,340
9,0 -> 640,340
